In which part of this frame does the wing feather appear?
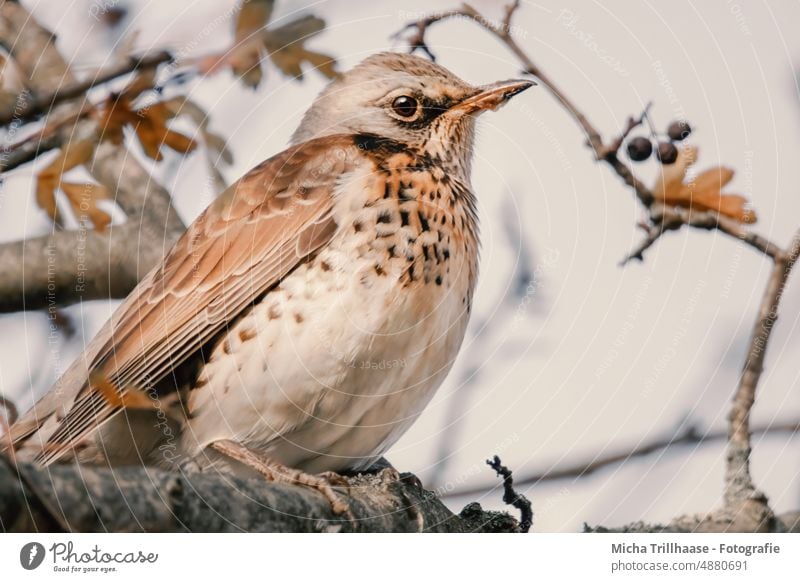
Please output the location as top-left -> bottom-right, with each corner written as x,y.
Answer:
23,135 -> 360,463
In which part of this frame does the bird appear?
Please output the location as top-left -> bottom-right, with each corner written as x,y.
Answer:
5,52 -> 534,514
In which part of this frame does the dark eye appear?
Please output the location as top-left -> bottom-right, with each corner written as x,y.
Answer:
391,95 -> 419,118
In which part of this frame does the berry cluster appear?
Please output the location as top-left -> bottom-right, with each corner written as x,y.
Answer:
626,120 -> 692,165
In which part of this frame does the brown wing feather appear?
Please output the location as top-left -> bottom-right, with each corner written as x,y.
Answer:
18,135 -> 360,464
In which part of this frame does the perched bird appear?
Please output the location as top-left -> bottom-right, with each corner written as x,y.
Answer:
6,52 -> 533,512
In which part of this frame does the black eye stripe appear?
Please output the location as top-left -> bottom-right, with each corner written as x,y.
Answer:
390,96 -> 453,128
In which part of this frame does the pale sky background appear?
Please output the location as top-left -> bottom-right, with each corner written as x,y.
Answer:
1,0 -> 800,532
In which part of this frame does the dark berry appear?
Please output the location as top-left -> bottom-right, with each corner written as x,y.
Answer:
626,136 -> 653,162
656,141 -> 679,164
667,120 -> 692,141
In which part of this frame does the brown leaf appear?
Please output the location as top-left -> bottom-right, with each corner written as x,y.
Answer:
222,10 -> 335,87
122,69 -> 157,100
132,117 -> 164,160
96,95 -> 139,144
164,97 -> 234,165
269,46 -> 304,79
231,0 -> 274,88
653,146 -> 757,224
161,128 -> 197,154
236,0 -> 274,41
60,182 -> 112,232
302,49 -> 339,79
101,96 -> 197,161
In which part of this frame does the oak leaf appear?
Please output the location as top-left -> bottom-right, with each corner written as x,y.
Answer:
35,139 -> 112,231
205,6 -> 337,88
97,88 -> 198,161
652,146 -> 757,224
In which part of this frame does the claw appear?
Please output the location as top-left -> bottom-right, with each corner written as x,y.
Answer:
210,440 -> 356,522
316,470 -> 351,491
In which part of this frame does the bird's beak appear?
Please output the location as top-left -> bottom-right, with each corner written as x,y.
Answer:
448,79 -> 536,116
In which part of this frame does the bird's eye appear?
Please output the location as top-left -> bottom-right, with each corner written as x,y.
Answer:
391,95 -> 419,118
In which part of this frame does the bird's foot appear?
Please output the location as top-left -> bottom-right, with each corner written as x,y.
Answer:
210,439 -> 353,519
316,470 -> 351,492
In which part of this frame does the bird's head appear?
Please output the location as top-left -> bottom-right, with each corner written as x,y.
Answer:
291,52 -> 534,179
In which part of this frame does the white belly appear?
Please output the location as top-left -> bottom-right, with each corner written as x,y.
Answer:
181,243 -> 472,473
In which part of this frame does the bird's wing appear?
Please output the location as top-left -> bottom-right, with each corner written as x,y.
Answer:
12,135 -> 361,464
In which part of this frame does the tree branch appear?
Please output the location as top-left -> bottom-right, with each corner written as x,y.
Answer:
725,231 -> 800,506
394,3 -> 786,257
445,420 -> 800,499
0,2 -> 185,313
0,458 -> 521,533
0,51 -> 172,127
396,1 -> 800,531
487,455 -> 533,533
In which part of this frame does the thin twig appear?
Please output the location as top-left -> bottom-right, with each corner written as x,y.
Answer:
725,230 -> 800,505
620,208 -> 682,265
445,421 -> 800,499
396,6 -> 799,518
487,455 -> 533,533
394,3 -> 787,253
0,51 -> 171,127
0,132 -> 62,173
601,102 -> 653,158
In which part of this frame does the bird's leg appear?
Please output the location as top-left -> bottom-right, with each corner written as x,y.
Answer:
209,439 -> 352,517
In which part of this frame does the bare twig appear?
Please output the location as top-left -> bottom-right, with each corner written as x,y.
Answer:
446,420 -> 800,499
487,455 -> 533,533
0,132 -> 62,173
396,5 -> 800,526
394,3 -> 786,254
620,209 -> 682,265
0,51 -> 172,127
726,231 -> 800,506
601,102 -> 653,158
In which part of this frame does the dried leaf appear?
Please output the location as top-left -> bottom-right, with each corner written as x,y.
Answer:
223,9 -> 335,87
267,45 -> 339,81
96,95 -> 139,144
204,132 -> 234,164
123,69 -> 157,100
231,0 -> 274,88
652,146 -> 757,224
98,93 -> 197,160
161,129 -> 196,153
164,97 -> 234,167
60,182 -> 112,232
36,139 -> 96,224
301,49 -> 339,79
236,0 -> 274,41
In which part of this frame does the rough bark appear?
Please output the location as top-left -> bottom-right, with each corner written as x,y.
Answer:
0,458 -> 520,533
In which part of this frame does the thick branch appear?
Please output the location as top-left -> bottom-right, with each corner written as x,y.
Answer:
0,459 -> 520,533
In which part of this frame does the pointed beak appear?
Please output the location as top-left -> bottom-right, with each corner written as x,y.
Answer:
448,78 -> 536,116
